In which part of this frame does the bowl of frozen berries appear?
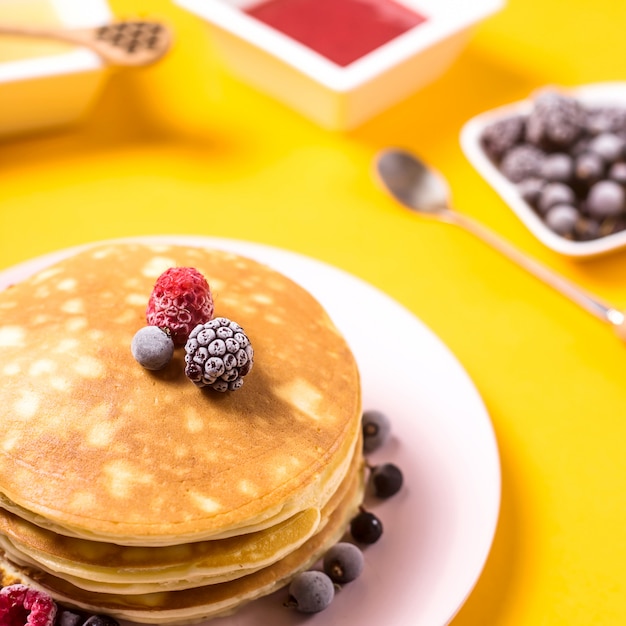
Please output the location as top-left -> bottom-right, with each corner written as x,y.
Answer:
460,82 -> 626,257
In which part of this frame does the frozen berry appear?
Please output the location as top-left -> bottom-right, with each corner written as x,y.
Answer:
573,217 -> 601,241
370,462 -> 404,498
541,153 -> 574,182
526,90 -> 585,149
146,267 -> 214,347
609,162 -> 626,185
56,609 -> 86,626
586,106 -> 626,135
323,542 -> 364,584
131,326 -> 174,370
537,182 -> 576,214
544,204 -> 578,236
82,616 -> 120,626
361,410 -> 391,453
350,510 -> 383,544
588,133 -> 625,163
586,180 -> 625,218
574,152 -> 605,187
480,115 -> 525,162
184,317 -> 254,391
500,144 -> 545,182
0,584 -> 57,626
517,178 -> 545,207
287,571 -> 334,613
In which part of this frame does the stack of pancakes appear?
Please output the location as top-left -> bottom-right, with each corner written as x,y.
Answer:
0,242 -> 364,623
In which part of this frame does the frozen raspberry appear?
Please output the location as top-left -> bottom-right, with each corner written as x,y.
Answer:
0,584 -> 57,626
184,317 -> 254,392
526,90 -> 585,149
146,267 -> 214,347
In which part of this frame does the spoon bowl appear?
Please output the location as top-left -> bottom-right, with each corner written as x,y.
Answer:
375,147 -> 626,338
0,20 -> 172,67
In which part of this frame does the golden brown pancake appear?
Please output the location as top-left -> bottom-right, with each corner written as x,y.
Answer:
0,241 -> 364,623
0,242 -> 361,545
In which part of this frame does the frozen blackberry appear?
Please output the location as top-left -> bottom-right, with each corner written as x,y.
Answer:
537,182 -> 576,214
323,542 -> 364,584
56,609 -> 85,626
541,153 -> 574,182
500,144 -> 545,183
586,106 -> 626,136
586,180 -> 626,218
526,90 -> 585,149
544,204 -> 578,236
480,115 -> 525,162
184,318 -> 254,391
288,571 -> 334,613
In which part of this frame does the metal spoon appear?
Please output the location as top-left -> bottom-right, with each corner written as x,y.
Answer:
0,20 -> 172,67
375,147 -> 626,339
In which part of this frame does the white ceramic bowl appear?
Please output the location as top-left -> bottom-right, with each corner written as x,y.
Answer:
461,82 -> 626,258
0,0 -> 112,138
174,0 -> 504,130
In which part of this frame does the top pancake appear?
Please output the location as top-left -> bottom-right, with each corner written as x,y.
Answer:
0,243 -> 361,546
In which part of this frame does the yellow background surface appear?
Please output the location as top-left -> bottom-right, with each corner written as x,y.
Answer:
1,0 -> 626,624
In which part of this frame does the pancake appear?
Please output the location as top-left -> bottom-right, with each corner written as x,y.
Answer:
0,241 -> 365,623
0,457 -> 364,624
0,242 -> 362,545
0,432 -> 363,594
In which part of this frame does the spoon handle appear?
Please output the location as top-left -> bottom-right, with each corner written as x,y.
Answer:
446,209 -> 624,327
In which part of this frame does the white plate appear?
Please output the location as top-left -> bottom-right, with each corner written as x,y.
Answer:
460,82 -> 626,257
0,236 -> 501,626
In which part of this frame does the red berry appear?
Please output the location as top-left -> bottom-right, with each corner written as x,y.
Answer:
146,267 -> 214,347
0,584 -> 57,626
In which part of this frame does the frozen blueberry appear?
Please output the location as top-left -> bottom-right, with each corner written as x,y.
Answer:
288,571 -> 335,613
588,133 -> 625,163
537,182 -> 576,214
574,152 -> 605,187
517,177 -> 545,207
131,326 -> 175,370
586,180 -> 626,218
544,204 -> 579,236
370,462 -> 404,498
361,410 -> 391,453
609,162 -> 626,185
541,153 -> 574,182
350,510 -> 383,544
83,616 -> 120,626
57,609 -> 85,626
323,542 -> 365,584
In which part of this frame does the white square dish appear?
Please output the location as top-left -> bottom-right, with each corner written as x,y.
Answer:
460,82 -> 626,257
0,0 -> 112,138
174,0 -> 504,130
